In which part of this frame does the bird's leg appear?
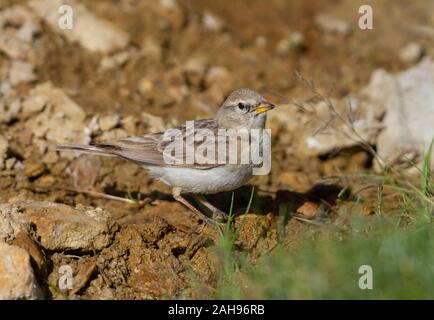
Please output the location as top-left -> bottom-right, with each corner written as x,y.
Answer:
192,194 -> 228,222
172,188 -> 215,226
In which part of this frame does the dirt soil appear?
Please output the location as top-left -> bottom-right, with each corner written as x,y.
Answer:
0,0 -> 433,299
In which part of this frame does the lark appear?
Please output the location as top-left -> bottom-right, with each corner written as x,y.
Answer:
58,88 -> 275,225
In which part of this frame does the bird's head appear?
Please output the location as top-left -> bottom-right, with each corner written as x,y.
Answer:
216,88 -> 275,129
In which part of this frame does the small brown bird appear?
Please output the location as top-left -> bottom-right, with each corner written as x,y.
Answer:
58,88 -> 274,225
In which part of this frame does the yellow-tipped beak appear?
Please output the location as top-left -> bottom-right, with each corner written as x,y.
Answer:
255,101 -> 275,115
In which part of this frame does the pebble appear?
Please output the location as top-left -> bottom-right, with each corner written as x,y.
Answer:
276,32 -> 305,54
314,14 -> 352,36
203,11 -> 224,32
138,78 -> 154,96
99,114 -> 120,132
296,201 -> 319,218
24,162 -> 45,178
8,60 -> 37,86
0,243 -> 44,299
399,42 -> 423,63
21,95 -> 46,118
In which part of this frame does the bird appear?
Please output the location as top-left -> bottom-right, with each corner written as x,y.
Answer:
58,88 -> 275,225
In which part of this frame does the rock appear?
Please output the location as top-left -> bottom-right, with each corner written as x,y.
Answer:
99,115 -> 120,132
100,49 -> 134,70
205,66 -> 231,102
17,20 -> 41,42
203,11 -> 225,32
28,0 -> 130,53
5,158 -> 17,170
0,243 -> 43,299
296,60 -> 434,167
296,201 -> 319,218
314,14 -> 352,36
121,116 -> 137,134
255,36 -> 267,48
291,84 -> 384,158
24,83 -> 90,148
0,135 -> 8,170
0,204 -> 25,242
157,0 -> 186,29
21,95 -> 47,118
11,231 -> 47,276
399,42 -> 423,63
138,78 -> 154,96
374,58 -> 434,170
1,201 -> 116,252
183,57 -> 207,88
276,32 -> 305,54
34,175 -> 56,188
99,128 -> 129,141
8,60 -> 36,86
24,162 -> 45,178
142,112 -> 166,132
0,5 -> 40,60
0,99 -> 21,124
141,37 -> 162,60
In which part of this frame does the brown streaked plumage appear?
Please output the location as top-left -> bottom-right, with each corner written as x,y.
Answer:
58,88 -> 275,226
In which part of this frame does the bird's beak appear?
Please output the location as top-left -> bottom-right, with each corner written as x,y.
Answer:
255,100 -> 275,115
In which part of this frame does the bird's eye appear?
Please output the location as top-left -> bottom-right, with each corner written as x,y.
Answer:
237,103 -> 245,110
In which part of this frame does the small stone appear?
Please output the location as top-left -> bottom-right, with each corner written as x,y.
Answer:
296,201 -> 319,218
98,114 -> 120,132
9,201 -> 116,251
399,42 -> 423,63
276,32 -> 305,54
255,36 -> 267,48
24,162 -> 45,178
100,50 -> 132,70
8,60 -> 37,86
183,57 -> 207,88
314,14 -> 352,36
0,99 -> 21,124
99,128 -> 128,141
157,0 -> 185,29
11,231 -> 47,276
203,11 -> 224,32
17,20 -> 41,42
0,243 -> 43,299
141,37 -> 162,60
5,158 -> 16,170
205,66 -> 231,102
35,175 -> 56,188
363,206 -> 375,216
138,78 -> 154,96
121,116 -> 137,134
205,66 -> 230,86
142,112 -> 166,132
21,95 -> 47,118
29,0 -> 130,53
42,151 -> 59,164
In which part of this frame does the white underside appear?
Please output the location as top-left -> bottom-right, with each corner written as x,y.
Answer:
144,128 -> 270,194
147,165 -> 253,194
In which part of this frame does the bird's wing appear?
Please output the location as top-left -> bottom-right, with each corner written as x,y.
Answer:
94,119 -> 227,169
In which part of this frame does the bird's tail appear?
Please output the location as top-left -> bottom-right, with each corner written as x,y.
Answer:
57,143 -> 116,157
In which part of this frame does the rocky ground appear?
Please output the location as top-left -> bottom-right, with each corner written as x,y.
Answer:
0,0 -> 433,299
